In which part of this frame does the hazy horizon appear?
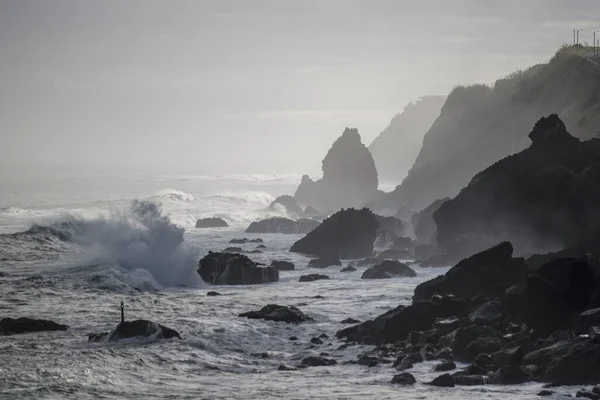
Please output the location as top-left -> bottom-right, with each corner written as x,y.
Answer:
2,0 -> 599,174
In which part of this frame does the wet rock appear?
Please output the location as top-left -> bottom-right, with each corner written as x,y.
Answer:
312,295 -> 325,299
222,246 -> 242,253
537,390 -> 554,396
308,256 -> 341,269
435,347 -> 454,360
357,355 -> 378,367
433,316 -> 464,335
576,390 -> 600,400
539,339 -> 600,385
591,326 -> 600,343
311,337 -> 323,345
361,260 -> 416,279
0,317 -> 68,335
341,318 -> 360,324
207,291 -> 222,296
277,364 -> 297,371
299,274 -> 330,282
488,365 -> 532,384
271,260 -> 295,271
256,244 -> 266,249
107,320 -> 180,342
340,265 -> 357,272
391,372 -> 416,385
239,304 -> 312,324
300,356 -> 337,367
289,336 -> 299,341
427,373 -> 455,387
246,218 -> 320,234
245,249 -> 263,254
452,374 -> 486,386
88,332 -> 109,342
449,325 -> 506,362
547,330 -> 575,344
490,346 -> 524,367
435,360 -> 456,371
198,252 -> 278,285
230,238 -> 263,244
576,308 -> 600,334
195,217 -> 228,228
393,357 -> 413,371
469,300 -> 503,325
319,333 -> 329,339
290,208 -> 379,259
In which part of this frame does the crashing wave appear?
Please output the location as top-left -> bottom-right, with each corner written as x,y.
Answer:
153,189 -> 195,202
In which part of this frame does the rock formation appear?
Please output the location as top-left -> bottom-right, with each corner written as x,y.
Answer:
294,128 -> 381,213
239,304 -> 313,323
267,195 -> 304,218
1,317 -> 68,335
245,217 -> 320,234
195,217 -> 229,228
197,252 -> 278,285
290,208 -> 379,259
361,260 -> 417,279
88,320 -> 180,342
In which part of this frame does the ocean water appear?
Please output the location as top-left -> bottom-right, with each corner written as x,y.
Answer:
0,166 -> 573,399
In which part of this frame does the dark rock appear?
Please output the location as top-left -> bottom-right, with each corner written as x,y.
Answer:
340,265 -> 357,272
341,318 -> 360,324
198,252 -> 278,285
537,390 -> 554,396
300,356 -> 337,367
294,127 -> 380,212
576,308 -> 600,334
489,365 -> 533,385
246,217 -> 320,234
427,373 -> 455,387
433,316 -> 464,335
256,244 -> 266,249
452,374 -> 486,386
318,333 -> 329,339
195,217 -> 228,228
547,330 -> 575,344
308,256 -> 341,269
540,339 -> 600,385
207,291 -> 222,296
222,246 -> 242,253
357,355 -> 378,367
312,295 -> 325,299
268,195 -> 304,217
88,332 -> 108,342
412,198 -> 450,245
271,260 -> 295,271
277,364 -> 297,371
589,326 -> 600,343
245,249 -> 263,254
289,336 -> 299,341
299,274 -> 330,282
393,357 -> 414,371
229,238 -> 263,244
311,337 -> 323,345
107,320 -> 180,342
0,317 -> 68,335
391,372 -> 416,385
490,346 -> 524,367
448,325 -> 506,362
435,360 -> 456,371
290,208 -> 379,259
391,236 -> 415,251
361,260 -> 416,279
239,304 -> 312,324
594,385 -> 600,395
413,241 -> 526,303
576,390 -> 600,400
420,254 -> 455,268
375,215 -> 406,238
469,300 -> 504,325
436,347 -> 454,360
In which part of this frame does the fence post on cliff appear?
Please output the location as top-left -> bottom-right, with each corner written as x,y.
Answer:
120,301 -> 125,323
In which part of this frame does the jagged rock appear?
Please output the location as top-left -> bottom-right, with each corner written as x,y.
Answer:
239,304 -> 312,324
361,260 -> 416,279
245,217 -> 320,234
290,208 -> 379,259
391,372 -> 416,385
0,317 -> 68,335
207,291 -> 222,296
376,215 -> 406,238
340,265 -> 357,272
300,356 -> 337,367
435,115 -> 600,258
299,274 -> 330,282
435,360 -> 456,371
308,256 -> 341,269
427,373 -> 455,387
268,195 -> 304,217
413,242 -> 526,302
195,217 -> 228,228
341,318 -> 360,324
198,252 -> 278,285
100,320 -> 180,342
271,260 -> 295,271
448,325 -> 506,362
469,300 -> 504,325
294,128 -> 380,211
576,390 -> 600,400
433,316 -> 463,335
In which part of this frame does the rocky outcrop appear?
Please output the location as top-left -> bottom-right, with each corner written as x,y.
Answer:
290,208 -> 379,259
239,304 -> 312,323
411,198 -> 449,246
245,217 -> 320,234
307,256 -> 341,269
268,195 -> 304,217
195,217 -> 228,228
270,260 -> 295,271
294,128 -> 381,212
198,252 -> 278,285
361,260 -> 416,279
434,114 -> 600,259
1,317 -> 68,335
299,274 -> 330,282
89,320 -> 180,342
374,50 -> 600,214
369,96 -> 446,182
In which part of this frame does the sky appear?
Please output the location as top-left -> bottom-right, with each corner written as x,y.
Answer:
1,0 -> 599,174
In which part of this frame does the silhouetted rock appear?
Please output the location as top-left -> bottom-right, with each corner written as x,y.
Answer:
290,208 -> 379,259
100,320 -> 180,342
230,238 -> 263,244
361,260 -> 416,279
340,265 -> 357,272
271,260 -> 295,271
299,274 -> 330,282
427,373 -> 455,387
256,244 -> 266,249
341,318 -> 360,324
245,217 -> 320,234
268,195 -> 304,217
195,217 -> 228,228
207,291 -> 222,296
435,360 -> 456,371
294,128 -> 380,212
239,304 -> 312,324
391,372 -> 417,385
310,337 -> 323,345
300,356 -> 337,367
308,256 -> 341,269
536,338 -> 600,385
411,198 -> 450,245
303,205 -> 322,219
198,252 -> 278,285
222,246 -> 242,253
435,115 -> 600,259
1,317 -> 68,335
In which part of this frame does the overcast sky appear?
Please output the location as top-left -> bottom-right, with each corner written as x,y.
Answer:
1,0 -> 599,174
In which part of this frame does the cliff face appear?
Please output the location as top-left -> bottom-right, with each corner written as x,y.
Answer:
369,96 -> 446,182
434,114 -> 600,259
294,128 -> 380,213
376,52 -> 600,212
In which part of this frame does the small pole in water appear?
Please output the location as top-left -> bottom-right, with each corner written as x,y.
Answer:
120,301 -> 125,323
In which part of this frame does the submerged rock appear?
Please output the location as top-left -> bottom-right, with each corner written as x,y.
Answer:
195,217 -> 228,228
340,265 -> 357,272
198,252 -> 278,285
308,256 -> 341,269
0,317 -> 68,335
229,238 -> 263,244
239,304 -> 312,324
245,217 -> 320,234
300,356 -> 337,367
427,373 -> 455,387
391,372 -> 416,385
207,291 -> 222,296
271,260 -> 295,271
361,260 -> 416,279
299,274 -> 330,282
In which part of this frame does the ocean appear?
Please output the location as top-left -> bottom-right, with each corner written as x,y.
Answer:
0,165 -> 570,399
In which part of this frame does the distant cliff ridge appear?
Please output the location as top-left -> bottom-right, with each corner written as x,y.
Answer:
369,95 -> 446,182
294,128 -> 381,213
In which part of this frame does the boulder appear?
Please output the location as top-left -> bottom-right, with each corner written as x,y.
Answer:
341,318 -> 360,324
294,128 -> 380,212
340,265 -> 357,272
469,300 -> 504,325
239,304 -> 312,323
300,356 -> 337,367
391,372 -> 416,385
435,360 -> 457,371
308,256 -> 341,269
310,337 -> 323,345
198,252 -> 278,285
0,317 -> 68,335
299,274 -> 330,282
447,325 -> 506,362
100,320 -> 180,342
245,217 -> 320,234
361,260 -> 416,279
490,346 -> 524,367
268,195 -> 304,217
427,373 -> 455,387
222,246 -> 242,253
539,339 -> 600,385
195,217 -> 228,228
207,291 -> 222,296
290,208 -> 379,259
488,365 -> 533,384
433,316 -> 464,335
271,260 -> 295,271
